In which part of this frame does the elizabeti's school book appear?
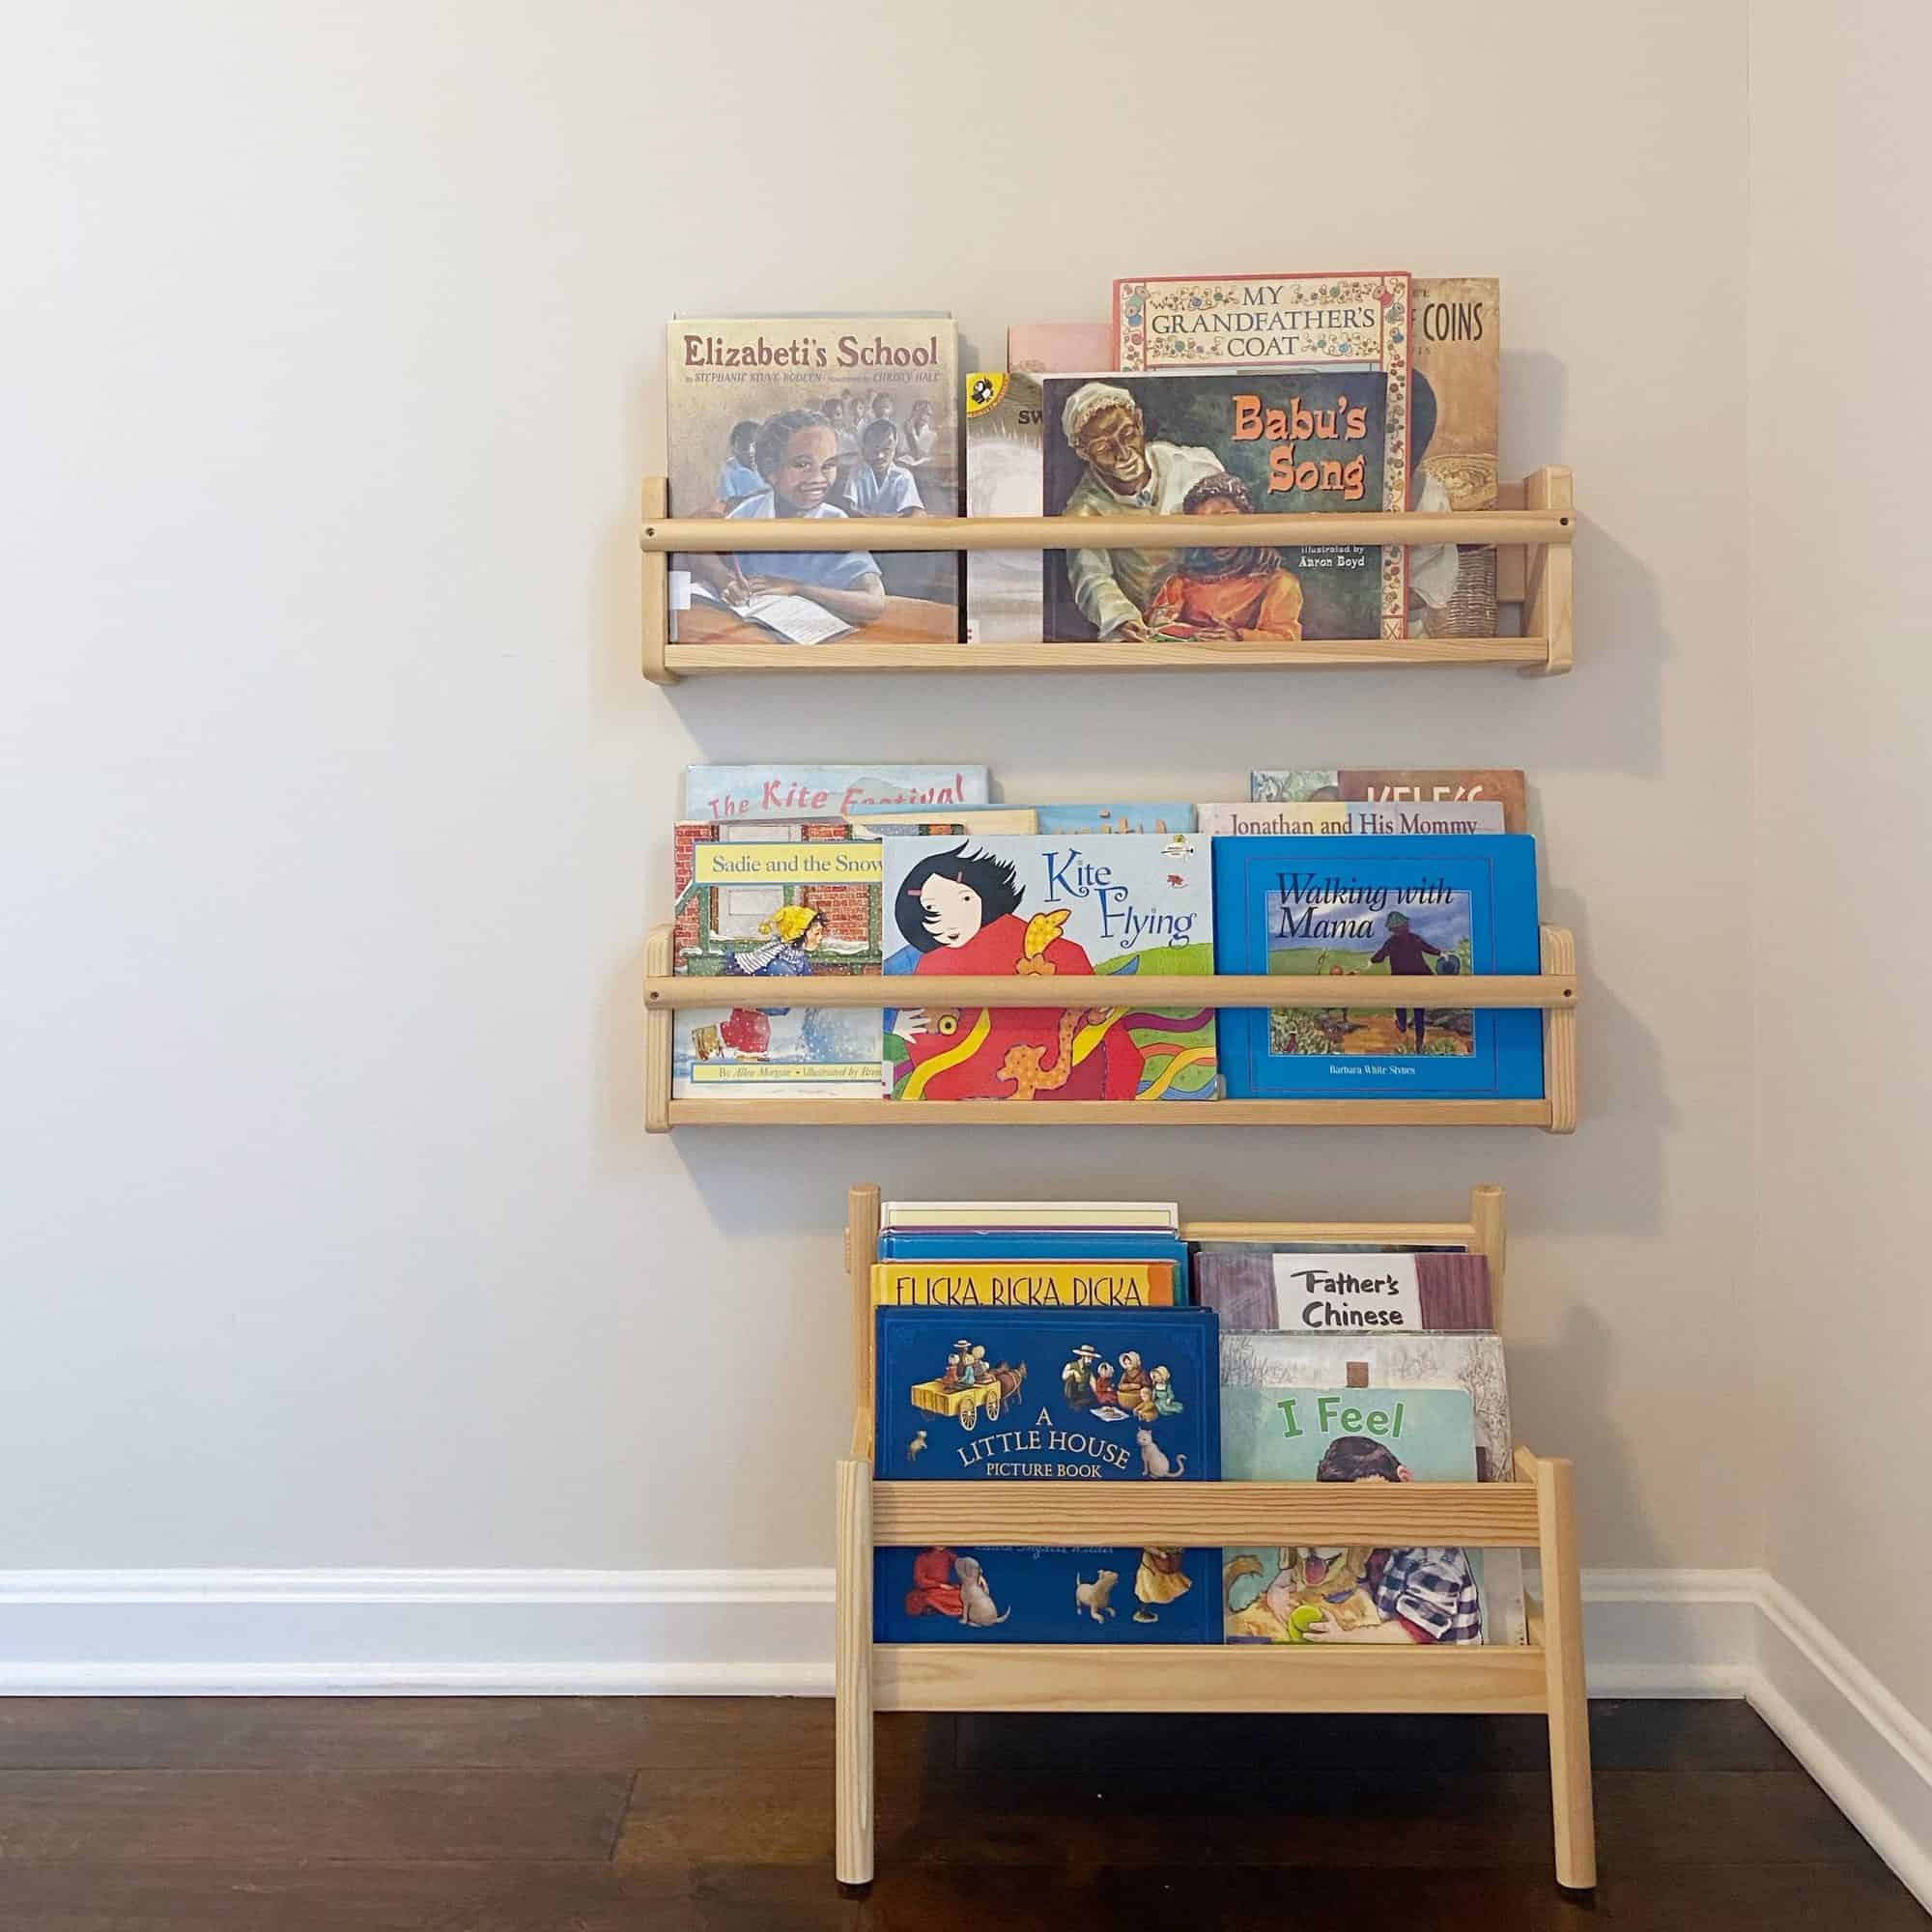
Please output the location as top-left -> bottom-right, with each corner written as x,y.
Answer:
1220,1382 -> 1517,1646
666,316 -> 958,645
1249,768 -> 1527,833
669,820 -> 883,1100
874,1306 -> 1219,1644
1040,371 -> 1397,644
880,834 -> 1218,1103
1211,835 -> 1543,1100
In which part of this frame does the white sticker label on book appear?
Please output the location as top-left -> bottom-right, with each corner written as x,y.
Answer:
668,569 -> 691,611
1270,1254 -> 1423,1332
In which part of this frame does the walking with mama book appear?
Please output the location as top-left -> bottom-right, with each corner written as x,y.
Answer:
874,1306 -> 1220,1645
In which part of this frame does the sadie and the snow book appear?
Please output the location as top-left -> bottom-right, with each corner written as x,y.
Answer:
880,834 -> 1218,1103
1211,834 -> 1543,1101
874,1305 -> 1219,1644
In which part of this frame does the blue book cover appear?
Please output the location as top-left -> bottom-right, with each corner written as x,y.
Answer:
874,1306 -> 1219,1643
1212,834 -> 1543,1099
879,1231 -> 1190,1301
1220,1385 -> 1496,1647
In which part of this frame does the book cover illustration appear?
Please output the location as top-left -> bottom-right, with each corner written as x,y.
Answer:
1249,768 -> 1527,834
964,369 -> 1045,643
1200,799 -> 1506,837
875,1306 -> 1219,1644
880,834 -> 1217,1103
1409,277 -> 1500,638
669,821 -> 881,1099
1212,835 -> 1543,1099
684,764 -> 987,824
1220,1384 -> 1498,1646
666,316 -> 958,644
1041,371 -> 1398,644
1198,1250 -> 1492,1335
871,1260 -> 1177,1308
1033,803 -> 1198,836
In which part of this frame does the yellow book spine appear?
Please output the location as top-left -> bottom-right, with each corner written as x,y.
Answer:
869,1262 -> 1176,1309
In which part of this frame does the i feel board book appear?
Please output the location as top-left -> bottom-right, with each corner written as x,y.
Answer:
875,1306 -> 1219,1644
1041,371 -> 1395,644
666,316 -> 958,644
669,820 -> 883,1100
1211,835 -> 1543,1100
1220,1382 -> 1517,1646
880,834 -> 1217,1103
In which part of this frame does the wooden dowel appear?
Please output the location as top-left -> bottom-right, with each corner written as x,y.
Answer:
668,1096 -> 1555,1127
1521,467 -> 1576,678
1469,1182 -> 1507,1339
662,638 -> 1551,674
643,972 -> 1577,1012
640,506 -> 1574,555
872,1479 -> 1540,1548
1182,1219 -> 1475,1245
639,478 -> 673,686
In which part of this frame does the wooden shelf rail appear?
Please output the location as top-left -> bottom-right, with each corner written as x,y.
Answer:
834,1182 -> 1596,1896
642,924 -> 1578,1133
639,466 -> 1575,682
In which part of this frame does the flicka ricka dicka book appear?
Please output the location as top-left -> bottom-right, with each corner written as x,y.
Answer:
666,316 -> 957,645
1040,370 -> 1396,644
874,1305 -> 1220,1644
880,833 -> 1218,1103
1211,833 -> 1543,1101
1219,1380 -> 1518,1646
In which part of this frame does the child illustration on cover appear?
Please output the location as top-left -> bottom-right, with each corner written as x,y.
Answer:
842,419 -> 927,517
716,420 -> 764,508
1144,472 -> 1305,642
690,410 -> 887,632
903,1547 -> 964,1620
1301,1435 -> 1483,1645
1371,909 -> 1444,1053
889,843 -> 1146,1102
717,903 -> 826,1061
1133,1546 -> 1193,1624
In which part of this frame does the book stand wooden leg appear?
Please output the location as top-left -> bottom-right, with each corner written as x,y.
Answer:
833,1182 -> 1597,1895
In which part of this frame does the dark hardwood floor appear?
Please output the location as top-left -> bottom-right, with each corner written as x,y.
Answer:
0,1696 -> 1918,1929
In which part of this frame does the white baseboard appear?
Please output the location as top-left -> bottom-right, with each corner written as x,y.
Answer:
0,1563 -> 1922,1908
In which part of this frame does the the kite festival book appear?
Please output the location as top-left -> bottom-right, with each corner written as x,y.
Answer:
684,763 -> 988,824
1211,834 -> 1543,1100
874,1305 -> 1220,1644
665,315 -> 958,645
668,820 -> 883,1101
880,833 -> 1218,1103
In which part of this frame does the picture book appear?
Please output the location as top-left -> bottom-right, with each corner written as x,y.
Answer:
666,316 -> 958,644
1198,1250 -> 1493,1335
882,1201 -> 1179,1232
1220,1383 -> 1517,1646
1212,835 -> 1543,1100
870,1260 -> 1177,1308
1221,1343 -> 1525,1644
879,834 -> 1218,1103
849,808 -> 1037,838
875,1306 -> 1219,1645
1409,277 -> 1501,638
669,820 -> 881,1100
880,1232 -> 1191,1300
684,764 -> 988,824
1008,322 -> 1112,373
1033,803 -> 1198,836
1249,768 -> 1527,834
964,369 -> 1045,642
1041,371 -> 1400,643
1200,799 -> 1507,837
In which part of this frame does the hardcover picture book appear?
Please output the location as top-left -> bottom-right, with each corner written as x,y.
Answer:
875,1305 -> 1219,1644
1200,800 -> 1507,837
1249,769 -> 1527,833
871,1260 -> 1178,1308
880,834 -> 1218,1103
964,368 -> 1045,643
1211,835 -> 1543,1099
1408,276 -> 1501,638
666,316 -> 958,644
684,764 -> 988,824
1220,1382 -> 1516,1646
669,820 -> 881,1100
1040,370 -> 1399,642
1198,1250 -> 1493,1335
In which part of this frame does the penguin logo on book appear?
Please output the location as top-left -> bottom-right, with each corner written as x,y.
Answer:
966,372 -> 1005,416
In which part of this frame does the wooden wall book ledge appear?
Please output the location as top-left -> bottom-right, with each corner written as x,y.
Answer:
639,466 -> 1575,682
641,923 -> 1578,1132
834,1181 -> 1597,1895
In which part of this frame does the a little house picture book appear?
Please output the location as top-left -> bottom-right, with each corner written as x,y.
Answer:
665,316 -> 958,645
1249,768 -> 1528,833
1040,371 -> 1398,643
874,1305 -> 1220,1645
669,820 -> 883,1100
880,834 -> 1218,1104
1211,835 -> 1543,1100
